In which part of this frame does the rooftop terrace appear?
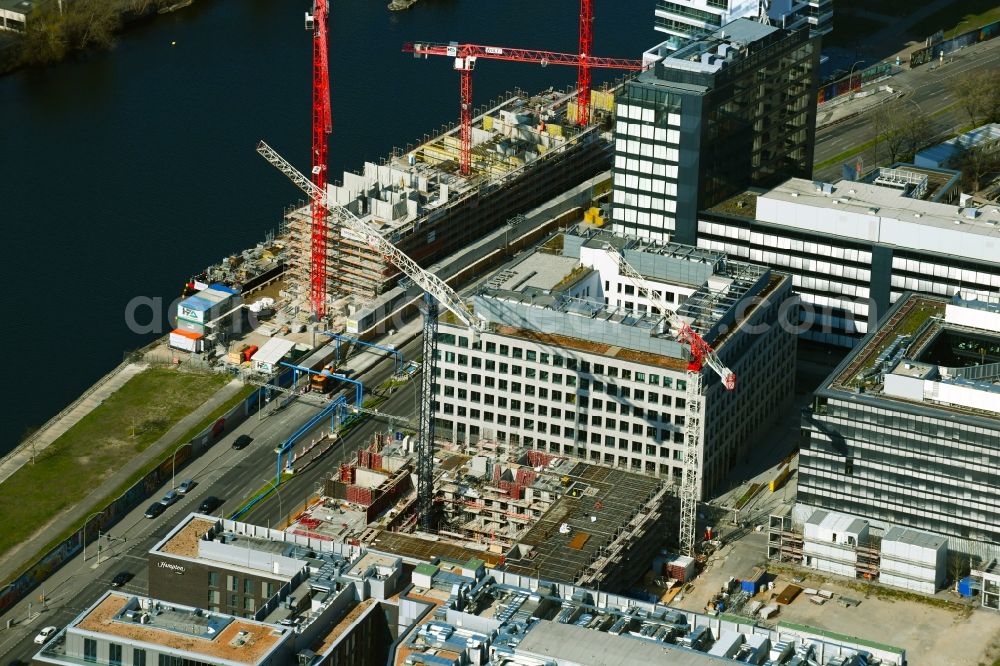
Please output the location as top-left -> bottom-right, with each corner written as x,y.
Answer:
829,293 -> 1000,419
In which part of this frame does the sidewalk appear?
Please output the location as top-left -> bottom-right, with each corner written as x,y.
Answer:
816,83 -> 901,130
0,378 -> 245,585
0,362 -> 147,485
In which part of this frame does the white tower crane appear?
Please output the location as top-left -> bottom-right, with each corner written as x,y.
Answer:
605,247 -> 736,557
257,140 -> 483,531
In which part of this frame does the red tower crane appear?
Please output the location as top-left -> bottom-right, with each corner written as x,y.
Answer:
577,0 -> 593,125
305,0 -> 332,319
403,41 -> 641,176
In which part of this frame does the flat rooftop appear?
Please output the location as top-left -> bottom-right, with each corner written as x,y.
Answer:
501,463 -> 663,584
152,514 -> 311,580
668,18 -> 779,73
0,0 -> 32,14
312,597 -> 377,655
485,252 -> 583,292
805,509 -> 868,536
758,177 -> 1000,265
829,293 -> 1000,421
469,227 -> 773,362
65,593 -> 287,664
157,516 -> 216,558
517,620 -> 726,666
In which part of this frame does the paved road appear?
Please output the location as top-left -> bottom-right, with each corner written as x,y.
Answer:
813,36 -> 1000,181
0,334 -> 423,664
244,378 -> 421,529
0,394 -> 319,662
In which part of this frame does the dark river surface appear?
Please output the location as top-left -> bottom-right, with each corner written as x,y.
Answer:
0,0 -> 654,454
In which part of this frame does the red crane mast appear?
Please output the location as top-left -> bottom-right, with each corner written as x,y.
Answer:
577,0 -> 593,125
307,0 -> 332,318
403,41 -> 642,176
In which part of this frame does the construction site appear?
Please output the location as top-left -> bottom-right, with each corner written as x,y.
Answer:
161,0 -> 774,614
281,86 -> 617,321
279,431 -> 676,597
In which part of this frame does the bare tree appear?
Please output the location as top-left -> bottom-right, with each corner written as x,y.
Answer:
953,144 -> 1000,193
19,0 -> 68,65
63,0 -> 120,50
950,69 -> 1000,129
872,99 -> 935,164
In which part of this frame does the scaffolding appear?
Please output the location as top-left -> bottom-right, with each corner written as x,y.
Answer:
282,85 -> 619,306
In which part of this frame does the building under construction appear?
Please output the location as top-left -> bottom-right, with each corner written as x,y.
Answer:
283,87 -> 618,314
288,433 -> 672,594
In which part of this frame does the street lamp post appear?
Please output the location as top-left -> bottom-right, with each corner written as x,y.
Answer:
171,443 -> 187,490
82,511 -> 104,563
848,60 -> 865,94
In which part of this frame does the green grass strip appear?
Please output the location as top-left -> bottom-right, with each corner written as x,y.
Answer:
1,379 -> 255,586
815,137 -> 878,172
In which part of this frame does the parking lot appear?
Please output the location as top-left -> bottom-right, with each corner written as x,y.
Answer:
671,531 -> 1000,666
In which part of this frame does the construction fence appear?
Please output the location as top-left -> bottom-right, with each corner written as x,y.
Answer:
910,19 -> 1000,67
817,63 -> 893,105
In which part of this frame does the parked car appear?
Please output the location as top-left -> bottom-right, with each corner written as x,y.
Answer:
232,434 -> 253,450
198,496 -> 221,514
34,626 -> 57,644
111,572 -> 133,588
177,479 -> 196,494
161,490 -> 179,506
144,502 -> 166,519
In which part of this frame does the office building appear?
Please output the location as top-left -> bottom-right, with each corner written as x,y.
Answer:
798,293 -> 1000,563
33,591 -> 296,666
55,513 -> 907,666
654,0 -> 832,50
0,0 -> 30,32
697,167 -> 1000,346
433,227 -> 796,496
398,566 -> 904,666
612,19 -> 819,245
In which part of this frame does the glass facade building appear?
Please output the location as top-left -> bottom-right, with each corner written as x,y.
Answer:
798,294 -> 1000,561
654,0 -> 832,50
696,175 -> 1000,346
612,20 -> 818,246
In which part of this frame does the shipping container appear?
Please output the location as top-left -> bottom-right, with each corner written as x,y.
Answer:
242,345 -> 259,363
741,567 -> 766,594
169,329 -> 203,353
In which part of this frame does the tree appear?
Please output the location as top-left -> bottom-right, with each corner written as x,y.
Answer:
948,552 -> 970,586
953,143 -> 1000,193
872,99 -> 935,164
19,0 -> 68,65
950,69 -> 1000,129
63,0 -> 120,51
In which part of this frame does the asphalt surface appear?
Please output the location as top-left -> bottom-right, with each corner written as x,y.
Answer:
0,334 -> 423,664
813,36 -> 1000,181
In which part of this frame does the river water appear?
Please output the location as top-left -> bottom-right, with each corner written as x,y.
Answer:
0,0 -> 653,454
